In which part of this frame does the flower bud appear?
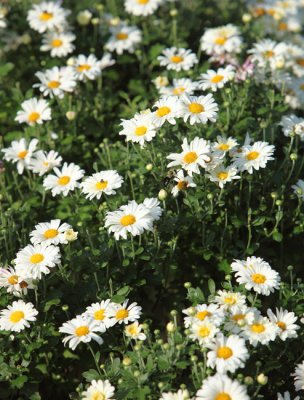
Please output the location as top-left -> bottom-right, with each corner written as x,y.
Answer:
65,229 -> 78,242
244,376 -> 254,385
158,189 -> 168,201
146,163 -> 153,171
123,357 -> 132,366
242,13 -> 252,23
170,9 -> 178,17
77,10 -> 93,25
166,322 -> 176,332
184,282 -> 192,288
257,373 -> 268,385
66,111 -> 76,121
290,152 -> 298,161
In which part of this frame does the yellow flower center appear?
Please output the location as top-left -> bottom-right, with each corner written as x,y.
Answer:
170,55 -> 184,63
58,176 -> 71,186
39,12 -> 54,21
223,296 -> 236,305
8,275 -> 18,285
278,22 -> 288,31
173,87 -> 185,95
218,143 -> 230,151
137,0 -> 149,3
263,50 -> 274,58
43,229 -> 58,239
217,171 -> 229,181
30,253 -> 44,264
215,37 -> 227,45
296,58 -> 304,67
246,151 -> 259,161
116,32 -> 129,40
211,74 -> 224,83
183,151 -> 198,164
116,308 -> 129,320
94,309 -> 105,320
198,326 -> 210,338
75,325 -> 89,336
92,393 -> 106,400
28,112 -> 40,123
232,313 -> 245,321
251,323 -> 265,333
188,103 -> 204,114
196,311 -> 211,321
127,324 -> 139,335
251,273 -> 266,284
120,214 -> 136,227
277,321 -> 286,331
215,394 -> 231,400
47,80 -> 60,89
300,84 -> 304,91
43,161 -> 49,167
51,39 -> 63,48
135,126 -> 148,136
18,150 -> 28,159
77,64 -> 91,72
95,181 -> 108,190
10,311 -> 25,323
177,180 -> 188,190
217,346 -> 233,359
156,106 -> 171,117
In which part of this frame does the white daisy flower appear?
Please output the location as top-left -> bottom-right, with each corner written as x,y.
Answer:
158,47 -> 198,72
280,114 -> 304,140
119,112 -> 158,147
292,179 -> 304,199
189,320 -> 219,345
59,315 -> 103,351
30,219 -> 71,246
125,321 -> 146,341
167,137 -> 211,176
180,94 -> 218,125
267,308 -> 299,340
213,290 -> 246,310
241,315 -> 279,346
81,170 -> 123,200
2,138 -> 38,174
198,65 -> 235,91
106,300 -> 142,325
183,303 -> 225,328
34,66 -> 77,99
212,135 -> 238,154
232,141 -> 275,174
207,165 -> 240,189
15,98 -> 51,126
171,170 -> 196,197
206,334 -> 249,373
293,360 -> 304,391
159,79 -> 197,99
40,31 -> 75,58
27,1 -> 69,33
248,39 -> 288,70
231,256 -> 268,274
73,54 -> 102,81
29,150 -> 62,176
0,300 -> 38,332
83,300 -> 115,331
43,162 -> 85,197
15,243 -> 61,280
224,305 -> 256,334
105,25 -> 142,55
124,0 -> 162,16
277,391 -> 300,400
159,389 -> 190,400
196,374 -> 250,400
0,267 -> 35,297
200,24 -> 243,56
152,96 -> 183,127
82,379 -> 115,400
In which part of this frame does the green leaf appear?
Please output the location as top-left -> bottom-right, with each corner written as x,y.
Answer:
11,375 -> 28,389
82,369 -> 101,382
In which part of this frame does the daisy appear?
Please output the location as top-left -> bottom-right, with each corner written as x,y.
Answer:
105,25 -> 142,55
213,290 -> 246,310
200,24 -> 243,56
119,112 -> 158,147
0,267 -> 35,297
224,305 -> 256,334
167,137 -> 211,176
248,39 -> 288,70
292,179 -> 304,199
59,315 -> 103,351
235,262 -> 281,296
231,256 -> 268,274
2,138 -> 38,174
293,360 -> 304,391
267,308 -> 299,340
40,31 -> 75,58
241,315 -> 279,346
232,141 -> 275,174
124,0 -> 162,16
280,115 -> 304,140
27,1 -> 69,33
159,78 -> 198,97
125,321 -> 146,341
81,170 -> 123,200
171,170 -> 196,197
212,136 -> 238,154
159,389 -> 191,400
34,66 -> 77,99
142,198 -> 162,221
189,320 -> 219,345
0,300 -> 38,332
198,65 -> 235,92
29,150 -> 62,176
106,300 -> 142,325
43,162 -> 85,197
105,200 -> 156,240
30,219 -> 71,246
15,242 -> 61,280
207,165 -> 240,189
196,374 -> 250,400
183,303 -> 225,328
180,94 -> 218,125
83,300 -> 115,331
82,379 -> 115,400
206,334 -> 249,373
15,98 -> 51,126
73,54 -> 102,81
152,96 -> 183,127
158,47 -> 198,72
277,392 -> 300,400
